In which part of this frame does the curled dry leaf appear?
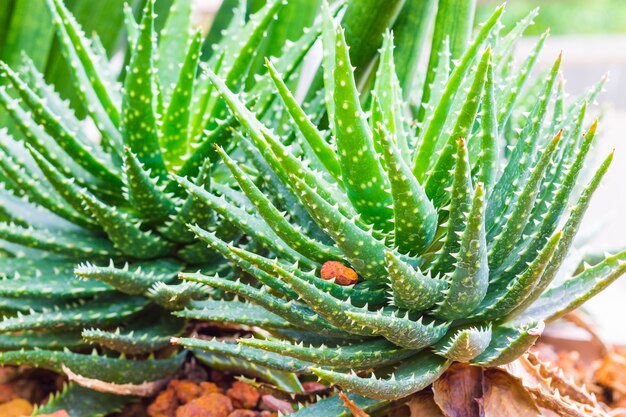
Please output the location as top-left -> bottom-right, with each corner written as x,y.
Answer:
62,365 -> 167,397
432,363 -> 482,417
480,369 -> 541,417
503,354 -> 609,417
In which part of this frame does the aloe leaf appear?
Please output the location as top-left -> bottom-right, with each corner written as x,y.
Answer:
0,223 -> 117,259
46,0 -> 121,127
340,0 -> 405,79
146,281 -> 209,310
231,246 -> 387,308
497,31 -> 548,126
269,263 -> 374,336
0,274 -> 111,299
488,132 -> 561,272
511,151 -> 614,317
0,331 -> 85,351
160,160 -> 214,243
239,337 -> 414,369
74,260 -> 179,296
477,231 -> 562,320
219,0 -> 284,91
202,69 -> 348,215
123,147 -> 176,223
347,310 -> 449,350
34,383 -> 131,417
189,227 -> 297,299
322,9 -> 391,228
157,0 -> 192,98
510,118 -> 596,277
286,174 -> 390,279
418,0 -> 476,122
372,32 -> 410,158
0,62 -> 122,187
80,192 -> 173,259
175,175 -> 314,266
430,139 -> 473,276
434,183 -> 488,321
159,31 -> 202,169
0,88 -> 110,197
290,393 -> 388,417
0,295 -> 147,332
0,148 -> 95,229
471,321 -> 543,366
1,0 -> 53,69
413,6 -> 502,180
486,54 -> 561,236
123,3 -> 138,48
82,315 -> 185,355
312,351 -> 450,400
174,337 -> 314,374
0,349 -> 185,385
216,147 -> 339,263
476,58 -> 498,194
423,47 -> 491,208
182,271 -> 336,334
194,350 -> 303,393
177,299 -> 298,331
385,251 -> 446,311
391,0 -> 437,98
121,0 -> 166,176
378,126 -> 437,255
265,59 -> 341,183
434,325 -> 491,362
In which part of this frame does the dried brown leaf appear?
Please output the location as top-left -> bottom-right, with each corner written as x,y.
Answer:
503,354 -> 610,417
432,363 -> 482,417
405,391 -> 445,417
480,368 -> 541,417
339,392 -> 370,417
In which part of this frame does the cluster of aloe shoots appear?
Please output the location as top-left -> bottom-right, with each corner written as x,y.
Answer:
0,0 -> 622,415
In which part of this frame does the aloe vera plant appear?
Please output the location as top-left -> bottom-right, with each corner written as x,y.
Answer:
165,1 -> 623,414
0,0 -> 621,414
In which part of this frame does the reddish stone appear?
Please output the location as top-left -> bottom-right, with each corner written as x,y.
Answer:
0,398 -> 33,417
200,382 -> 223,394
226,382 -> 260,409
320,261 -> 358,286
176,393 -> 233,417
258,395 -> 293,414
148,388 -> 178,417
227,410 -> 259,417
169,380 -> 202,404
301,381 -> 327,392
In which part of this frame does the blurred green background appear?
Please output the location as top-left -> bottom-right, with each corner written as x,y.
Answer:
478,0 -> 626,35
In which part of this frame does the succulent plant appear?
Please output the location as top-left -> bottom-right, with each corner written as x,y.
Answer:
167,1 -> 624,414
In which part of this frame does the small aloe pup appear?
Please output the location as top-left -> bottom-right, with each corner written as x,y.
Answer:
172,1 -> 622,414
0,0 -> 339,407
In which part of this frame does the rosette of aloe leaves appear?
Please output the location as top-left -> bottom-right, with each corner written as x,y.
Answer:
0,0 -> 622,415
167,1 -> 624,415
